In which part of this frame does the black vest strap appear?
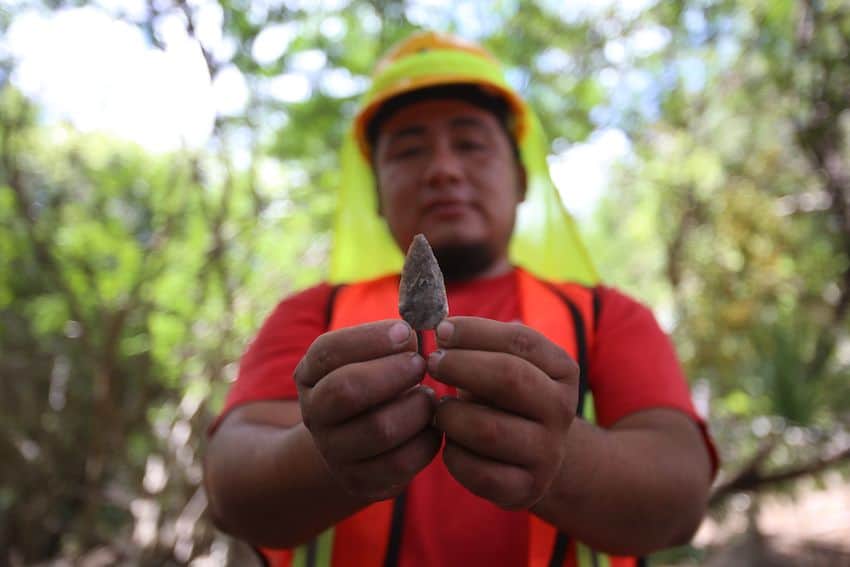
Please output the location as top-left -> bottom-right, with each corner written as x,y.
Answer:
305,540 -> 318,567
324,284 -> 345,329
383,491 -> 407,567
543,284 -> 593,567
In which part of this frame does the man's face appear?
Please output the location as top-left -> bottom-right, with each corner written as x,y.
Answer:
373,98 -> 525,277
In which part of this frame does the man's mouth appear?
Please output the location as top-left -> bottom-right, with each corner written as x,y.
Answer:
424,201 -> 471,219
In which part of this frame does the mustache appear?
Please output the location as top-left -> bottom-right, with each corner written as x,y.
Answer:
433,243 -> 496,282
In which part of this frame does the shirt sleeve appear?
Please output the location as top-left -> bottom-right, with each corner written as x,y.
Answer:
210,283 -> 334,432
589,286 -> 719,473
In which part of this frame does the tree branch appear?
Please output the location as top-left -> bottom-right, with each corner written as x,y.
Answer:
710,443 -> 850,507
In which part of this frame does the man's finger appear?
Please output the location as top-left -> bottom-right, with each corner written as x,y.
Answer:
342,428 -> 442,500
442,440 -> 534,510
306,352 -> 426,426
295,319 -> 418,387
428,349 -> 555,419
322,386 -> 435,462
434,398 -> 547,467
435,317 -> 579,385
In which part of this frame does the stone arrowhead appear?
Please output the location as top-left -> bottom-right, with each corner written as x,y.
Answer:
399,234 -> 448,330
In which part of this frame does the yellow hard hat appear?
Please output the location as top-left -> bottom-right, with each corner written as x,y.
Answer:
352,31 -> 530,159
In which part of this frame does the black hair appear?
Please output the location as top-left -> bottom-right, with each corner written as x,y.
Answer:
365,83 -> 521,161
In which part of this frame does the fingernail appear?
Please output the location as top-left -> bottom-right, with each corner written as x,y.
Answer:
428,350 -> 444,374
436,320 -> 454,344
389,321 -> 411,344
409,352 -> 425,372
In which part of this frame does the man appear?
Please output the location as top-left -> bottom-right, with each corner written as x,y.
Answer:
204,32 -> 717,567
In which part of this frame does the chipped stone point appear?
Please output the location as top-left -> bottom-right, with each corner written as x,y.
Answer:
399,234 -> 449,330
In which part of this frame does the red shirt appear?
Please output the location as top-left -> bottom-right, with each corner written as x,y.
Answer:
217,270 -> 715,566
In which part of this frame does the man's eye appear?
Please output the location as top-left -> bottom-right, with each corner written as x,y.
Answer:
456,140 -> 486,151
392,146 -> 423,159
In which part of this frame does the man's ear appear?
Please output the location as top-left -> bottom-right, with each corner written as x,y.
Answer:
372,148 -> 386,217
517,162 -> 528,202
374,179 -> 385,217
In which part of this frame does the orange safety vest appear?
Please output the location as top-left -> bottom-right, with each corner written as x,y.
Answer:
261,268 -> 642,567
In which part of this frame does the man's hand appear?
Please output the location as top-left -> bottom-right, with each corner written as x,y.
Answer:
295,319 -> 440,501
428,316 -> 580,509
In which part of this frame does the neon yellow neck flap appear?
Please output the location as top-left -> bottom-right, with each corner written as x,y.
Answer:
329,41 -> 599,286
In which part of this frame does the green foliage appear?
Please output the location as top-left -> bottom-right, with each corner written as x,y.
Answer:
591,0 -> 850,527
0,82 -> 327,561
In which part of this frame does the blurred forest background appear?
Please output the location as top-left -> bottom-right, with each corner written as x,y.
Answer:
1,0 -> 849,565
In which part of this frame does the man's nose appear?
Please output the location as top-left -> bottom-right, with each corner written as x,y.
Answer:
424,141 -> 463,188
